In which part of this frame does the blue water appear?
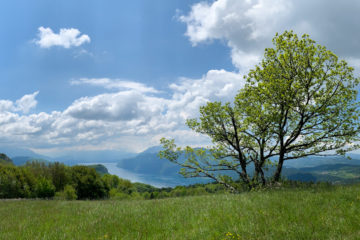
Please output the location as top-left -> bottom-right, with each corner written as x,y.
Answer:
81,162 -> 183,188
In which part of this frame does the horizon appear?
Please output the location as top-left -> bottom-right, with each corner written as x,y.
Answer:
1,0 -> 360,156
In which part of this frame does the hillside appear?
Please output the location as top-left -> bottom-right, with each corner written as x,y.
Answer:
54,150 -> 136,165
0,153 -> 13,165
284,164 -> 360,184
0,147 -> 47,159
117,147 -> 360,185
0,184 -> 359,239
118,148 -> 179,176
87,164 -> 109,175
117,148 -> 210,186
11,156 -> 49,166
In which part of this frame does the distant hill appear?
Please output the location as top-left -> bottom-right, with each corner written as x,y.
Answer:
0,153 -> 13,165
117,146 -> 360,185
284,155 -> 360,168
117,147 -> 210,186
0,146 -> 137,166
0,146 -> 47,159
283,164 -> 360,184
54,150 -> 136,165
11,156 -> 49,166
117,147 -> 180,176
87,164 -> 109,175
0,147 -> 52,166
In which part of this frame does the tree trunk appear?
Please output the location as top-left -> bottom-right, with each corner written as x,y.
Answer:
253,162 -> 266,186
259,167 -> 266,186
273,153 -> 284,182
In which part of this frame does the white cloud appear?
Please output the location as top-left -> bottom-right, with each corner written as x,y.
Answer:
5,0 -> 360,154
70,78 -> 159,93
0,91 -> 39,114
64,91 -> 161,122
179,0 -> 290,72
168,69 -> 245,121
14,91 -> 39,114
179,0 -> 360,72
0,100 -> 14,112
35,27 -> 90,48
0,70 -> 244,153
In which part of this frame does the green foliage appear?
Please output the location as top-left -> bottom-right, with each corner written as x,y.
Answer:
70,166 -> 109,199
62,185 -> 77,200
0,153 -> 13,165
1,155 -> 229,200
49,162 -> 69,191
0,160 -> 111,199
24,161 -> 51,179
160,30 -> 360,191
87,164 -> 109,175
0,164 -> 35,198
133,182 -> 158,193
34,177 -> 56,199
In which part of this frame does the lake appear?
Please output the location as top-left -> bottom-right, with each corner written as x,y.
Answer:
81,162 -> 177,188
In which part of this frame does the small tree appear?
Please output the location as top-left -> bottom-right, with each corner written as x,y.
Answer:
70,166 -> 109,199
35,177 -> 56,199
63,185 -> 77,200
160,31 -> 360,191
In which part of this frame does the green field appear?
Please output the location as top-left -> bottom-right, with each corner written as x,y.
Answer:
1,185 -> 359,240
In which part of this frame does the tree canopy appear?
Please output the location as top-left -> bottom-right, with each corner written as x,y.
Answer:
160,31 -> 360,191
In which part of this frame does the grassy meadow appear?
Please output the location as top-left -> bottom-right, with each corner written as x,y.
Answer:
0,184 -> 359,240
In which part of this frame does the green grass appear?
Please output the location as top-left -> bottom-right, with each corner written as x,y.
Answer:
1,185 -> 359,240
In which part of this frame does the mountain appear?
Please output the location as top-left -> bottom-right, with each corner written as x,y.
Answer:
117,146 -> 179,176
283,164 -> 360,184
117,146 -> 360,186
54,150 -> 136,165
0,153 -> 13,165
87,164 -> 109,175
0,146 -> 136,167
0,146 -> 48,159
117,146 -> 210,186
0,146 -> 52,166
140,146 -> 163,154
11,157 -> 49,166
284,155 -> 360,168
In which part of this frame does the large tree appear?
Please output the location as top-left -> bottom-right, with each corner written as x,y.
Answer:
159,31 -> 360,191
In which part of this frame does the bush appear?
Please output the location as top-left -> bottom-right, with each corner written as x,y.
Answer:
0,164 -> 35,198
35,178 -> 55,198
54,185 -> 78,200
63,185 -> 77,200
109,189 -> 131,200
71,166 -> 109,199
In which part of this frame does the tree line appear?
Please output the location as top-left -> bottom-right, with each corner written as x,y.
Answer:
0,154 -> 231,200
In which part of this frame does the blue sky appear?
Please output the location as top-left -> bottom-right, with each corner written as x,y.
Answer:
0,0 -> 233,112
1,0 -> 360,156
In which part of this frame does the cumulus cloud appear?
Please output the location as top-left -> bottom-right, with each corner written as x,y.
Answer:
179,0 -> 291,71
66,92 -> 150,121
0,70 -> 244,153
179,0 -> 360,72
35,27 -> 90,48
14,91 -> 39,114
4,0 -> 360,154
168,69 -> 245,121
0,100 -> 14,112
0,91 -> 39,114
66,70 -> 244,125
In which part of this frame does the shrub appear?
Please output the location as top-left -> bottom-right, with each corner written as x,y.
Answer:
71,166 -> 109,199
63,185 -> 77,200
35,177 -> 56,199
0,164 -> 35,198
